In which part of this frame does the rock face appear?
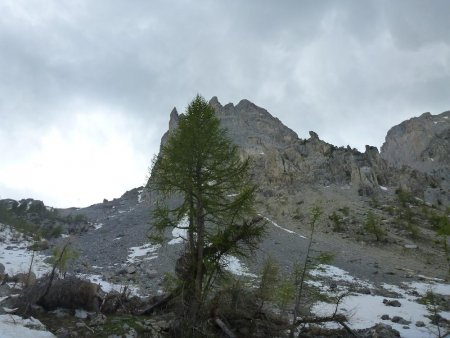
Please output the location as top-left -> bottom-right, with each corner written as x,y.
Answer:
154,97 -> 446,208
381,111 -> 449,205
200,97 -> 392,196
209,97 -> 440,198
381,111 -> 449,173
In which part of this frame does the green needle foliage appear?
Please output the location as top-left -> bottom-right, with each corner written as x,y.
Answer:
364,211 -> 385,242
149,95 -> 265,322
48,243 -> 79,277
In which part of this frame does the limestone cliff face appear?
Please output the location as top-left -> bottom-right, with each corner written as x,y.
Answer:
381,111 -> 449,205
381,111 -> 449,173
152,97 -> 444,206
209,97 -> 400,197
159,107 -> 179,149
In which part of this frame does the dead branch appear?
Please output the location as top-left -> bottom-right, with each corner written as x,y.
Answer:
214,317 -> 236,338
135,293 -> 174,315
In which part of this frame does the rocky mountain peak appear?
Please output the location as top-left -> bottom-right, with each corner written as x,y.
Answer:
208,96 -> 222,111
309,131 -> 319,139
169,107 -> 179,131
153,98 -> 446,206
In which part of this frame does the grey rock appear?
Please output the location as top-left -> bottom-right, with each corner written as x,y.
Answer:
126,266 -> 137,274
383,299 -> 401,307
145,268 -> 158,279
124,328 -> 138,338
360,323 -> 401,338
74,309 -> 88,319
0,263 -> 4,274
381,314 -> 390,320
89,313 -> 107,326
391,316 -> 410,325
415,321 -> 426,327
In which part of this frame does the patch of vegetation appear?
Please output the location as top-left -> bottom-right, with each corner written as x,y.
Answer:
329,211 -> 344,232
0,204 -> 40,236
395,188 -> 417,207
48,243 -> 80,277
0,201 -> 88,239
364,211 -> 385,242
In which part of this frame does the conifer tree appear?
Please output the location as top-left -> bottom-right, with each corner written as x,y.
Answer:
149,95 -> 265,320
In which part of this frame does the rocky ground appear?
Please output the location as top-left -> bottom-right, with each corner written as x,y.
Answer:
1,182 -> 449,337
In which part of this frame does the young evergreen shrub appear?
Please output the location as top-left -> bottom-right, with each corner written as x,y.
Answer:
364,211 -> 385,242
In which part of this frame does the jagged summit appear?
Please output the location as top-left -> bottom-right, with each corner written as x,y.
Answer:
156,97 -> 444,203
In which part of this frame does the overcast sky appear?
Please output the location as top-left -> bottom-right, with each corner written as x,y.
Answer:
1,0 -> 449,208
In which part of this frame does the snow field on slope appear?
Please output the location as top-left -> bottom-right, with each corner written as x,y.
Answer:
310,264 -> 450,338
0,224 -> 51,278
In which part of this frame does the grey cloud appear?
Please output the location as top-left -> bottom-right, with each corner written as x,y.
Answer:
0,1 -> 449,205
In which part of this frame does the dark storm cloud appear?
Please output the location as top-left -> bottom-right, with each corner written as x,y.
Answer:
1,0 -> 449,206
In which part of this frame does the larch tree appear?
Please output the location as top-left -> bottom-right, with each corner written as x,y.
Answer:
149,95 -> 265,320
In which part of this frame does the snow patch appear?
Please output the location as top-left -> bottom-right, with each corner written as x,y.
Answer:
0,224 -> 51,277
93,223 -> 103,230
310,264 -> 374,289
76,274 -> 141,296
137,189 -> 144,203
310,264 -> 450,338
260,215 -> 307,239
127,243 -> 160,263
222,255 -> 256,277
379,185 -> 388,191
168,217 -> 189,245
0,315 -> 55,338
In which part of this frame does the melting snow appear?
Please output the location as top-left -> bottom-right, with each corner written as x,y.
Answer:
127,243 -> 160,263
137,189 -> 144,203
0,224 -> 51,277
168,217 -> 189,245
379,185 -> 388,191
222,255 -> 256,277
76,273 -> 141,296
0,315 -> 55,338
93,223 -> 103,230
310,264 -> 450,338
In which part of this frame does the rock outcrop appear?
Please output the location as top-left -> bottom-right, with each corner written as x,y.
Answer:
152,98 -> 447,209
381,111 -> 449,205
208,97 -> 441,199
